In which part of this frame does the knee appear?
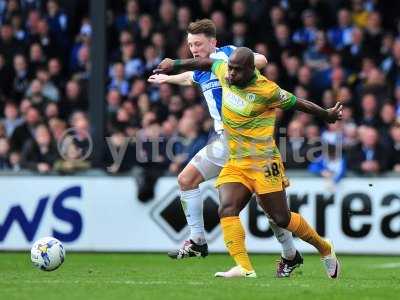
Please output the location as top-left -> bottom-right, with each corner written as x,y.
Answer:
270,212 -> 290,228
177,172 -> 196,190
218,202 -> 240,218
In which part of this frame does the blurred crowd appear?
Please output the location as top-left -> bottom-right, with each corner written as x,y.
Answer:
1,0 -> 400,186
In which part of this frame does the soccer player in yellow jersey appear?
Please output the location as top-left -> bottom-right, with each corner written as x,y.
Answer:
154,47 -> 343,279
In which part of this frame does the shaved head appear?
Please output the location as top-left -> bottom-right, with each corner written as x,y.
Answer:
230,47 -> 255,70
227,47 -> 255,86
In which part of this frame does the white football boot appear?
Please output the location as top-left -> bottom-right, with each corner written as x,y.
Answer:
215,265 -> 257,278
321,239 -> 341,279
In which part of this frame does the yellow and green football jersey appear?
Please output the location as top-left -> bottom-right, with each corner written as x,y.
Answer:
211,60 -> 297,160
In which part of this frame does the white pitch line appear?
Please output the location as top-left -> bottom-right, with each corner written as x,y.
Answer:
14,280 -> 220,286
370,263 -> 400,269
14,279 -> 274,286
15,280 -> 177,285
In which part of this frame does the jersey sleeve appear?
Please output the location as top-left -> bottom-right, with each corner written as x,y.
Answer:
211,59 -> 228,82
275,88 -> 297,110
211,45 -> 236,61
192,70 -> 200,83
261,82 -> 297,110
221,45 -> 236,57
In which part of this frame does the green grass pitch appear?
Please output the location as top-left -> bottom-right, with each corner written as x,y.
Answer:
1,253 -> 399,300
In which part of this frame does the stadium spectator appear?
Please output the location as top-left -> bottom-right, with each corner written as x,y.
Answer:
389,122 -> 400,172
358,93 -> 380,127
364,11 -> 383,59
360,67 -> 389,100
106,89 -> 122,120
303,31 -> 331,71
108,62 -> 129,96
68,112 -> 91,163
177,6 -> 192,40
29,42 -> 46,75
281,120 -> 310,169
308,143 -> 347,184
341,27 -> 367,71
328,8 -> 354,50
382,39 -> 400,89
114,0 -> 140,34
33,18 -> 59,58
103,130 -> 135,174
293,9 -> 318,47
0,136 -> 10,170
379,102 -> 397,144
44,102 -> 59,121
59,80 -> 87,119
143,44 -> 160,77
0,52 -> 13,96
135,111 -> 169,201
196,0 -> 217,20
35,67 -> 60,102
169,108 -> 207,174
10,106 -> 41,151
25,78 -> 50,111
211,10 -> 230,45
1,102 -> 23,137
53,141 -> 91,175
322,122 -> 344,145
12,54 -> 30,101
231,21 -> 250,47
48,57 -> 66,90
137,14 -> 153,47
1,0 -> 21,25
231,0 -> 249,24
270,23 -> 294,63
347,126 -> 389,174
157,1 -> 180,56
48,117 -> 66,144
0,22 -> 20,65
129,78 -> 147,102
9,150 -> 21,171
351,0 -> 370,28
21,124 -> 58,173
45,0 -> 69,49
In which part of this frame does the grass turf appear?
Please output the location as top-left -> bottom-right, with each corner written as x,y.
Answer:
0,253 -> 399,300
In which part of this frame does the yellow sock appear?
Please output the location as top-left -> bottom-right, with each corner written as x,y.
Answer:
286,212 -> 331,256
220,216 -> 254,271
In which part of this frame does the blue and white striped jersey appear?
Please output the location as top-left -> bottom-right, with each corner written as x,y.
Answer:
192,45 -> 236,132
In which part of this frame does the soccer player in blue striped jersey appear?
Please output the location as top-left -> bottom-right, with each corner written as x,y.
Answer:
148,19 -> 303,277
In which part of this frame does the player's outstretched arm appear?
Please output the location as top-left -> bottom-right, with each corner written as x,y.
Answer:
147,72 -> 194,86
254,53 -> 268,69
294,98 -> 343,123
153,58 -> 214,74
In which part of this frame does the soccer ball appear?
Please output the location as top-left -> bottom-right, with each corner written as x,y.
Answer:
31,237 -> 65,271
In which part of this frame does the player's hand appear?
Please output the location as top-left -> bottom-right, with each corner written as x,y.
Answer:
326,102 -> 343,123
153,58 -> 174,74
147,74 -> 170,84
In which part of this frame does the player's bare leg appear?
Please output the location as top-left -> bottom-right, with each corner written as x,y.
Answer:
214,183 -> 256,278
168,163 -> 209,259
257,190 -> 340,279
